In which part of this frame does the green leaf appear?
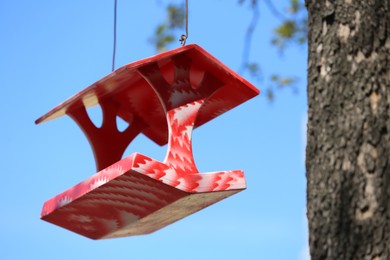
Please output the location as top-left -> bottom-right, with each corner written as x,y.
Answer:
275,20 -> 296,38
167,4 -> 185,29
289,0 -> 300,13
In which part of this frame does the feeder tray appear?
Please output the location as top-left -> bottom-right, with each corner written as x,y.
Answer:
36,44 -> 259,239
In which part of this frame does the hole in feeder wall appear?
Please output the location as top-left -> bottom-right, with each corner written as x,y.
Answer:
86,104 -> 103,128
116,115 -> 129,132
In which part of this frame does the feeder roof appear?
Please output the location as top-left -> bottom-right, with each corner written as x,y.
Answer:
35,44 -> 259,145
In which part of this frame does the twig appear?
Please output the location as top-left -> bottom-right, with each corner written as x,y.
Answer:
239,3 -> 259,74
263,0 -> 288,21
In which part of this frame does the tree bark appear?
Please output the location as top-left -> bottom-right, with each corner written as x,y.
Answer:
306,1 -> 390,259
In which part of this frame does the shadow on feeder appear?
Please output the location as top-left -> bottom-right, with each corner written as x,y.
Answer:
36,44 -> 260,239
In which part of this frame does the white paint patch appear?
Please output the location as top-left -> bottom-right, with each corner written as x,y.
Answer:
58,196 -> 72,207
89,177 -> 108,190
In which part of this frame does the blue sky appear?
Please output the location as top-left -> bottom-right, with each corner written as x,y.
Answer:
0,1 -> 308,259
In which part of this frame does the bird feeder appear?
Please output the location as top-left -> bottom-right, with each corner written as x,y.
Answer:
36,44 -> 259,239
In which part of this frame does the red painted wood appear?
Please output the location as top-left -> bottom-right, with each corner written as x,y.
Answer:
37,44 -> 259,239
41,153 -> 245,239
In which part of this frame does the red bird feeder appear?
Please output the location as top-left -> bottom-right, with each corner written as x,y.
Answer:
36,44 -> 259,239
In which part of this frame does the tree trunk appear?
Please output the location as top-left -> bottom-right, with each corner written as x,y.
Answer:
305,1 -> 390,259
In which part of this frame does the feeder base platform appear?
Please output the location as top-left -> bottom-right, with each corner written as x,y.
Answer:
41,153 -> 246,239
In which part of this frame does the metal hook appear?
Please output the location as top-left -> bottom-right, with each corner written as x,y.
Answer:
179,34 -> 187,46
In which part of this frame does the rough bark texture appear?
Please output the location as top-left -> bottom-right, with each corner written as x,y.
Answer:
306,1 -> 390,259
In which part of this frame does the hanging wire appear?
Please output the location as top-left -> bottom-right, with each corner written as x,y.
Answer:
179,0 -> 189,46
112,0 -> 118,72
